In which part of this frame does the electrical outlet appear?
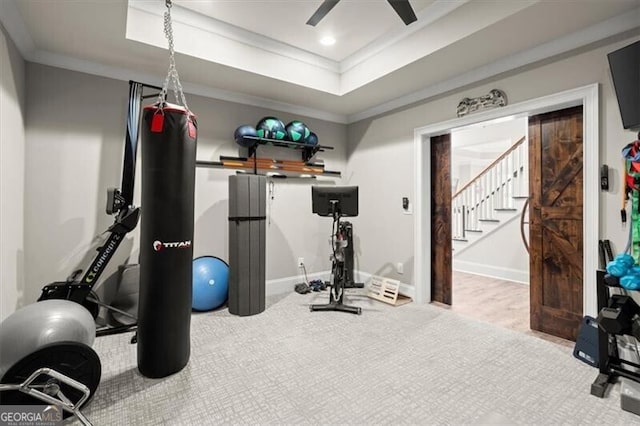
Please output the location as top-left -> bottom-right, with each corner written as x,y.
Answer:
396,262 -> 404,274
297,257 -> 304,267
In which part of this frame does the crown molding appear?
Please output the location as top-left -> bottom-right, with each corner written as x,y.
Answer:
134,0 -> 470,76
339,0 -> 470,73
130,0 -> 340,73
28,49 -> 348,124
347,8 -> 640,123
0,0 -> 35,57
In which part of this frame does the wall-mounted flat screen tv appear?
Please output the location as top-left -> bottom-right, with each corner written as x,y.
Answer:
608,40 -> 640,131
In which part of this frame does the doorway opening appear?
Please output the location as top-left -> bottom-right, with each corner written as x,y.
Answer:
413,84 -> 599,343
449,116 -> 532,337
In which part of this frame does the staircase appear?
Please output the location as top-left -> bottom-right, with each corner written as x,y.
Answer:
452,136 -> 528,255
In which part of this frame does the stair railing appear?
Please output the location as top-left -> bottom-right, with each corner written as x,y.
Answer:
452,136 -> 527,240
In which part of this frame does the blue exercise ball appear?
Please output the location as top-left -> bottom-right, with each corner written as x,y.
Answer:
192,256 -> 229,311
306,131 -> 319,146
234,125 -> 257,148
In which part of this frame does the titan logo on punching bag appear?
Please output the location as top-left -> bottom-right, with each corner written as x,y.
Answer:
152,240 -> 192,251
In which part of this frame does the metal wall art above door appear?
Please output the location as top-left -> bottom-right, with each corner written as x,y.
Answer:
457,89 -> 507,117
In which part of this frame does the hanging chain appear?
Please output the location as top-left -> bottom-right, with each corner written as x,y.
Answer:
157,0 -> 190,111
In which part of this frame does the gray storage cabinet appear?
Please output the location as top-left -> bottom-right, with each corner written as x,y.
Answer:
228,174 -> 266,316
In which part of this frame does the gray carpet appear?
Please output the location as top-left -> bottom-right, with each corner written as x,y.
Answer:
82,290 -> 637,425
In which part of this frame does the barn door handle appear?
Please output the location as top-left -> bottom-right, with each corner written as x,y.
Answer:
520,197 -> 530,253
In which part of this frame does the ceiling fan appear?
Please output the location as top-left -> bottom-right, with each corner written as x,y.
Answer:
306,0 -> 418,26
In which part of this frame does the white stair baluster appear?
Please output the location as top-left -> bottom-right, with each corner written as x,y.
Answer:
491,168 -> 496,218
482,173 -> 488,219
524,140 -> 529,195
498,159 -> 505,209
519,143 -> 525,196
502,157 -> 508,208
508,151 -> 514,207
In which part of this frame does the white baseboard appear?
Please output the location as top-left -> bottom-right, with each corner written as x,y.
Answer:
453,260 -> 529,284
266,271 -> 331,296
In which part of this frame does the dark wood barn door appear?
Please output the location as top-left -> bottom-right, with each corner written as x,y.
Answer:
431,133 -> 452,305
528,105 -> 584,341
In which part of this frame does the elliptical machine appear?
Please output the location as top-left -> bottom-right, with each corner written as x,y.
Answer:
310,186 -> 362,315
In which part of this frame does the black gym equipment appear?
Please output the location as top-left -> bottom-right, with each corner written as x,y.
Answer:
591,271 -> 640,398
306,0 -> 417,27
37,80 -> 161,338
137,1 -> 197,373
310,186 -> 362,315
574,316 -> 600,367
0,342 -> 100,423
339,220 -> 364,289
137,101 -> 197,378
597,295 -> 640,336
0,300 -> 100,425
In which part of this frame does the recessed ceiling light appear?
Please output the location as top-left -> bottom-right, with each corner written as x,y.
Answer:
320,36 -> 336,46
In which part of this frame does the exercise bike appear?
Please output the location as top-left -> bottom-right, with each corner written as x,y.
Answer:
309,186 -> 362,315
338,220 -> 364,290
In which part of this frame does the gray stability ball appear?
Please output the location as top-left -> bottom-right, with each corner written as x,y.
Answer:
0,300 -> 95,378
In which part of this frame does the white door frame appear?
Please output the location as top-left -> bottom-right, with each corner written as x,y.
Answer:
413,83 -> 599,317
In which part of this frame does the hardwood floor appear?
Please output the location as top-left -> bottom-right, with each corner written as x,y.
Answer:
436,271 -> 573,347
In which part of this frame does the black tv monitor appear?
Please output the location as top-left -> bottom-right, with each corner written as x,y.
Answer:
608,40 -> 640,130
312,186 -> 358,217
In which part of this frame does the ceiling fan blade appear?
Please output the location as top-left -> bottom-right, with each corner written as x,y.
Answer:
306,0 -> 340,26
387,0 -> 417,25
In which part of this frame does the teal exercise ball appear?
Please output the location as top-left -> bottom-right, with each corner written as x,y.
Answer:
192,256 -> 229,311
256,117 -> 286,140
285,120 -> 310,142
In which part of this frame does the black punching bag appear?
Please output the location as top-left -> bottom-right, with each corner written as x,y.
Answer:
138,103 -> 197,378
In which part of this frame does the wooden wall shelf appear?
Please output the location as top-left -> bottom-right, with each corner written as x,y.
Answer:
195,135 -> 341,178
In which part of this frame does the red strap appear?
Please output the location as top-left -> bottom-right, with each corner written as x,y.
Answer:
188,119 -> 196,139
151,113 -> 164,133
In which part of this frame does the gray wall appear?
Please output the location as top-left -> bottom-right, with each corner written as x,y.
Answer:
22,63 -> 347,306
347,32 -> 640,289
0,24 -> 26,321
454,214 -> 530,284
